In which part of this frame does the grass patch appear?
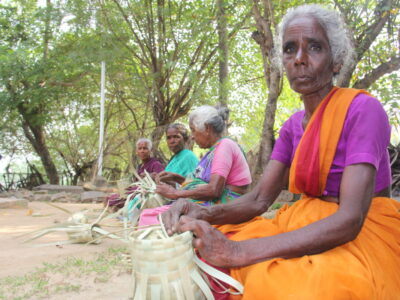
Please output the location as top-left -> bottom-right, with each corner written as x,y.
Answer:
269,201 -> 296,211
0,246 -> 129,300
270,203 -> 283,210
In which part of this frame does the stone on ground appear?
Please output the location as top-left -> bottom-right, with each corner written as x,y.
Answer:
0,197 -> 28,209
33,184 -> 84,194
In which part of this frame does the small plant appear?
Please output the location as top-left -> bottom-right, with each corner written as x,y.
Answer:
270,203 -> 283,210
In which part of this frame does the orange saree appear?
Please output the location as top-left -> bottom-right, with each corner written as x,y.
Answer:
217,88 -> 400,300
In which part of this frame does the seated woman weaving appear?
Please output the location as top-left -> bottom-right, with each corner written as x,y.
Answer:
156,105 -> 252,206
135,138 -> 165,177
157,123 -> 198,185
106,138 -> 164,210
124,129 -> 196,216
161,4 -> 400,300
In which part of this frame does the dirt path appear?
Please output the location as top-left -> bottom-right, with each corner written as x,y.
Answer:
0,202 -> 132,299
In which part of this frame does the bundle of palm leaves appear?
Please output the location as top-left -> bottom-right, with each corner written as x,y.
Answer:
128,170 -> 166,209
119,169 -> 169,229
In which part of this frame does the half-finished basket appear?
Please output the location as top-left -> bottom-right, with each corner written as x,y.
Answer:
129,225 -> 243,300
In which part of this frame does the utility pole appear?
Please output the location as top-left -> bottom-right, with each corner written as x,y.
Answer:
97,61 -> 106,177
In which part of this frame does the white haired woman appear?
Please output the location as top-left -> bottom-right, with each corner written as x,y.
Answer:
155,105 -> 252,206
161,4 -> 400,299
107,138 -> 164,209
135,138 -> 164,177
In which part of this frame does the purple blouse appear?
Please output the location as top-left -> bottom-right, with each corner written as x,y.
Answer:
271,93 -> 392,196
137,157 -> 165,175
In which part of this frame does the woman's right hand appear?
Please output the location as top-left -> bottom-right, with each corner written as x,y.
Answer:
161,199 -> 208,235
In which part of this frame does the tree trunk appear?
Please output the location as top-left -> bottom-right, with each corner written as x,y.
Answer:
21,120 -> 59,184
20,0 -> 60,185
151,124 -> 168,164
257,70 -> 280,169
336,60 -> 357,88
6,81 -> 60,185
249,0 -> 282,181
72,161 -> 95,185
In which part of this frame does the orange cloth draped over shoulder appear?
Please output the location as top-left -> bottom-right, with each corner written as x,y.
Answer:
216,87 -> 400,300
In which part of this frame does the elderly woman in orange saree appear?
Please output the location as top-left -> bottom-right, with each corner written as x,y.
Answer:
161,4 -> 400,300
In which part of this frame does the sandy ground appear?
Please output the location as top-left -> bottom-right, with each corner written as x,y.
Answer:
0,202 -> 132,299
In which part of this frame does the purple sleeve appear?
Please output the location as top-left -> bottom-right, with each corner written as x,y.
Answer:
270,118 -> 294,167
151,160 -> 165,173
343,95 -> 391,169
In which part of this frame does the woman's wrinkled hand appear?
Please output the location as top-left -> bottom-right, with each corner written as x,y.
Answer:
155,183 -> 178,199
156,171 -> 175,183
178,216 -> 242,268
161,199 -> 206,235
156,171 -> 185,185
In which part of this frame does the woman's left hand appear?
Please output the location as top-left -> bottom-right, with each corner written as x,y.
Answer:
156,171 -> 186,185
155,183 -> 178,199
178,216 -> 243,267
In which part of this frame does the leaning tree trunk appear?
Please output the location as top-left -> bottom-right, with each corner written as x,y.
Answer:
21,120 -> 59,184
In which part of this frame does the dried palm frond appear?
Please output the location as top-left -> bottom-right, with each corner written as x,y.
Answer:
22,170 -> 170,246
21,204 -> 126,246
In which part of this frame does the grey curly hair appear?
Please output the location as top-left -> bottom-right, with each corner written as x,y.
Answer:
189,105 -> 229,134
136,138 -> 152,150
274,4 -> 355,77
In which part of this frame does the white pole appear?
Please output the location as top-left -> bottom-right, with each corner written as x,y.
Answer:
97,61 -> 106,177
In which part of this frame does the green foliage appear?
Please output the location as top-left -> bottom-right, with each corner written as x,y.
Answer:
371,73 -> 400,128
334,0 -> 400,104
0,0 -> 398,181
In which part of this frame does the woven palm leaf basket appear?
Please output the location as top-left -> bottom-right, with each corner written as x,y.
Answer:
129,223 -> 243,300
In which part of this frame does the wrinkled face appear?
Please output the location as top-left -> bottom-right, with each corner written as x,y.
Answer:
166,128 -> 185,154
189,122 -> 210,149
282,16 -> 339,96
136,142 -> 151,162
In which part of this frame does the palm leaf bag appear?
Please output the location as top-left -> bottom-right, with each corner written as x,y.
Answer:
129,224 -> 243,300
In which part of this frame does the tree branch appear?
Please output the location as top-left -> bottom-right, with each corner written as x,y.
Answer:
109,0 -> 151,63
353,56 -> 400,89
41,71 -> 89,87
43,0 -> 52,61
251,0 -> 273,52
355,0 -> 392,61
250,0 -> 275,86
